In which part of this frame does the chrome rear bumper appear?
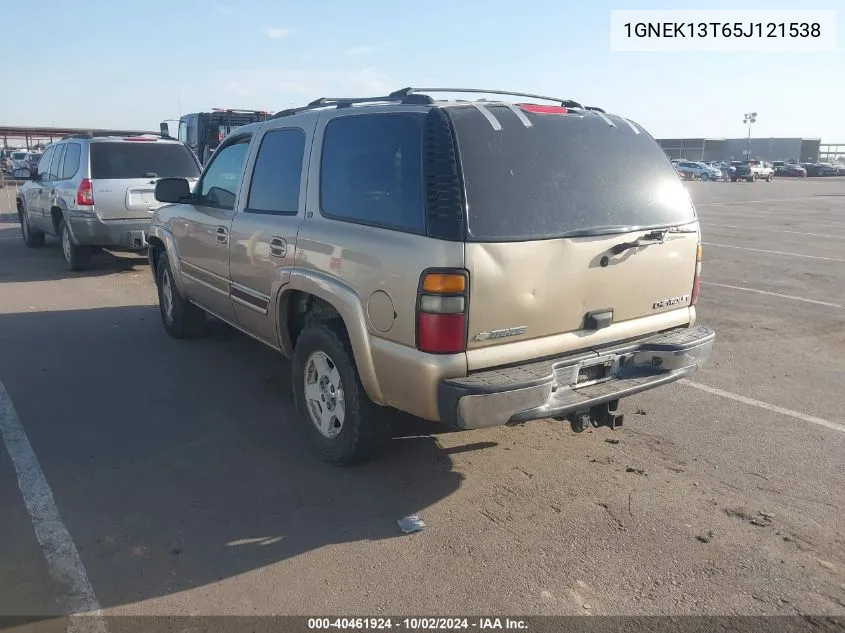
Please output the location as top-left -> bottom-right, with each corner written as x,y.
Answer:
438,325 -> 715,430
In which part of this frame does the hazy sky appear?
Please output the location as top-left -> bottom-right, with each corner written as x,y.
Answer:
4,0 -> 844,141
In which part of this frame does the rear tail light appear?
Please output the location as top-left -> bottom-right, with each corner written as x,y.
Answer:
691,243 -> 703,306
417,270 -> 468,354
76,179 -> 94,206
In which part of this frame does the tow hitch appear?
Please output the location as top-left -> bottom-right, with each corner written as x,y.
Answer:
567,400 -> 624,433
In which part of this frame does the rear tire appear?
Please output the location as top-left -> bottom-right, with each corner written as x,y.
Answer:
155,252 -> 206,338
292,320 -> 389,466
766,173 -> 773,182
60,219 -> 90,270
19,207 -> 45,248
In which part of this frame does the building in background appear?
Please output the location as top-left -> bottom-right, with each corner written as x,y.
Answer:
657,138 -> 822,163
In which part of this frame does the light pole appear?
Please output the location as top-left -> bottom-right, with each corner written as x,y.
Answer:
743,112 -> 757,161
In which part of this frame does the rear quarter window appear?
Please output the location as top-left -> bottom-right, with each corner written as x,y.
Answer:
90,142 -> 200,180
319,113 -> 425,234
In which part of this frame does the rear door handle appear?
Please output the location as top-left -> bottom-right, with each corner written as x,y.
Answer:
216,226 -> 228,244
269,236 -> 287,258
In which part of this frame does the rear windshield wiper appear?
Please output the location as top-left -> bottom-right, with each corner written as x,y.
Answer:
611,229 -> 668,255
559,225 -> 640,238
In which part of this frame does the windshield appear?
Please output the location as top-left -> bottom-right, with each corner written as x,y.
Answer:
12,152 -> 26,160
90,142 -> 200,179
447,104 -> 695,242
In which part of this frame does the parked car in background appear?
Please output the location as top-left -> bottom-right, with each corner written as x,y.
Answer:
16,133 -> 201,270
802,163 -> 838,177
148,87 -> 715,465
774,163 -> 807,177
731,160 -> 774,182
10,151 -> 30,171
674,160 -> 722,181
818,163 -> 845,176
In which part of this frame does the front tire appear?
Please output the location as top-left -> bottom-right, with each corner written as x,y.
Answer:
292,321 -> 389,466
60,219 -> 90,270
19,206 -> 45,247
701,172 -> 709,181
766,173 -> 773,182
155,252 -> 206,338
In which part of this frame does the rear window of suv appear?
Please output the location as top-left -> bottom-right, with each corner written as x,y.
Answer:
447,105 -> 695,242
90,141 -> 200,180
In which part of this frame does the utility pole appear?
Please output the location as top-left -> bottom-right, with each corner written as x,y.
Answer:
743,112 -> 757,161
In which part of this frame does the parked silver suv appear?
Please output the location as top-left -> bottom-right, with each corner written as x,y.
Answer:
15,134 -> 200,269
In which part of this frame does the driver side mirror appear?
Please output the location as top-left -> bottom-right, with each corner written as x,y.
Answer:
155,178 -> 191,204
11,168 -> 35,180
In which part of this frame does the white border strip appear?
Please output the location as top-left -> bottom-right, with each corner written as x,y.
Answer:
0,380 -> 107,632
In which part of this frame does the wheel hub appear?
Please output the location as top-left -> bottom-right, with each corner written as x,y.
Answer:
61,226 -> 71,262
304,351 -> 345,439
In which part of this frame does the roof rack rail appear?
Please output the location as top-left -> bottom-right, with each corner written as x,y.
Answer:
270,92 -> 432,119
270,87 -> 588,119
585,106 -> 606,113
390,87 -> 584,109
59,130 -> 164,141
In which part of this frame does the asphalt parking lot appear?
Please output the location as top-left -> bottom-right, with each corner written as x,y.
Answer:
0,178 -> 843,620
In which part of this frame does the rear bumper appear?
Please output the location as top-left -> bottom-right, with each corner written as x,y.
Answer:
438,325 -> 715,430
67,215 -> 151,249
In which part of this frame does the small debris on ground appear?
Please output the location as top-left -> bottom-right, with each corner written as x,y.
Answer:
634,408 -> 647,415
696,530 -> 714,544
397,515 -> 426,534
605,438 -> 620,445
625,466 -> 647,476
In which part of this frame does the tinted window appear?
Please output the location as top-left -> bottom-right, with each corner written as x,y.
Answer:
90,142 -> 200,179
198,138 -> 250,210
36,147 -> 55,177
247,128 -> 306,215
62,143 -> 82,179
320,114 -> 424,233
448,105 -> 695,242
49,145 -> 66,179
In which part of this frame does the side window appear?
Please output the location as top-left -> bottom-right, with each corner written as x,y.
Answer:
36,146 -> 55,178
62,143 -> 82,179
246,128 -> 306,215
197,137 -> 251,210
320,114 -> 424,234
178,121 -> 189,144
50,145 -> 66,180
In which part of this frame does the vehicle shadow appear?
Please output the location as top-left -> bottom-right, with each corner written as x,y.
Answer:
0,224 -> 149,282
0,306 -> 468,612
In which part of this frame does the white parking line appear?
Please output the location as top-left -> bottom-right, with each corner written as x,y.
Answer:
704,223 -> 845,239
0,380 -> 106,633
696,196 -> 825,206
701,282 -> 843,308
701,214 -> 845,227
702,243 -> 845,262
680,380 -> 845,435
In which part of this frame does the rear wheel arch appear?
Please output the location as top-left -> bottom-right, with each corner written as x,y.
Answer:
277,283 -> 385,405
147,236 -> 166,274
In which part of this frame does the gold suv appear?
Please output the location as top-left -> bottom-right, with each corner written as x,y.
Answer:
148,87 -> 715,465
